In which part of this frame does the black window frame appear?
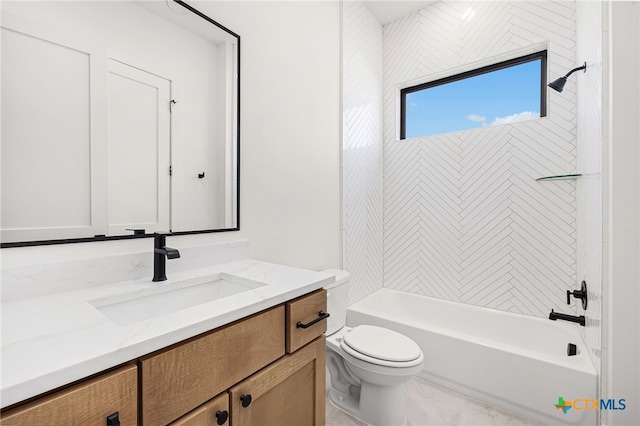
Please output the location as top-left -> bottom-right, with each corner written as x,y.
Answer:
400,50 -> 548,140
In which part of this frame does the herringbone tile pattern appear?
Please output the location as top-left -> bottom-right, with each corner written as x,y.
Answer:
343,1 -> 580,317
343,1 -> 384,303
576,1 -> 603,370
381,1 -> 578,316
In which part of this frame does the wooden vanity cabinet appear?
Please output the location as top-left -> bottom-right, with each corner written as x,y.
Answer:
228,289 -> 327,426
155,289 -> 328,426
168,335 -> 326,426
0,364 -> 137,426
140,306 -> 285,425
229,336 -> 326,426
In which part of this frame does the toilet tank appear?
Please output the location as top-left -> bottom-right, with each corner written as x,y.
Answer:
321,269 -> 350,335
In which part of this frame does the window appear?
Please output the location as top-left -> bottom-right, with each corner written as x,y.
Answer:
400,51 -> 547,139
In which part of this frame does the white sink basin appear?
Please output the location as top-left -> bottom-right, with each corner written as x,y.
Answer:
89,273 -> 266,326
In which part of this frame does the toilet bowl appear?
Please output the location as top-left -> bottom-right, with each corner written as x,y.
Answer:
323,270 -> 424,426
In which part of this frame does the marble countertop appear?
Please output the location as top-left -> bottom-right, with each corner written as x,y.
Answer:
0,259 -> 334,408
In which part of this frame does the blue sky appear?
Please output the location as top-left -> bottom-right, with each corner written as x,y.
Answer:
405,60 -> 542,138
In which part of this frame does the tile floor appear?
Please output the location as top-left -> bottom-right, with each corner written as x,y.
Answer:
325,377 -> 541,426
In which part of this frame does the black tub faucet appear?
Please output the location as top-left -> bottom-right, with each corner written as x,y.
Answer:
153,233 -> 180,282
549,309 -> 585,326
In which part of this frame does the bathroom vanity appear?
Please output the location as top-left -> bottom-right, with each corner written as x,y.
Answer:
0,255 -> 332,426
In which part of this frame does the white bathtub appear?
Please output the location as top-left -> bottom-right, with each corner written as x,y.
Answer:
346,289 -> 597,425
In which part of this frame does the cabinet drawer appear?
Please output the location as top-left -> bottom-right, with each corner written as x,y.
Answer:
169,392 -> 229,426
285,289 -> 327,353
140,306 -> 285,426
0,364 -> 137,426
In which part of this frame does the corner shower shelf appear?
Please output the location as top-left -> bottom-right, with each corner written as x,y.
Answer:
535,173 -> 582,182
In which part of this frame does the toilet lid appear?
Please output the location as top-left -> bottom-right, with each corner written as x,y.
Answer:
341,325 -> 422,363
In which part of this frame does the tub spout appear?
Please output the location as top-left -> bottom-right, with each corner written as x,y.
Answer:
549,309 -> 585,326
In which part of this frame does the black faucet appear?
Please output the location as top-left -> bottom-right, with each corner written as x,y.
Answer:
549,309 -> 585,326
153,233 -> 180,282
566,281 -> 588,309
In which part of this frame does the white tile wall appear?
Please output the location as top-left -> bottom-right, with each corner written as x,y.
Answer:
381,1 -> 579,317
342,1 -> 385,303
343,2 -> 597,322
576,0 -> 603,375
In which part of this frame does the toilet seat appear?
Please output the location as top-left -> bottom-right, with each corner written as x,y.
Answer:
340,325 -> 423,368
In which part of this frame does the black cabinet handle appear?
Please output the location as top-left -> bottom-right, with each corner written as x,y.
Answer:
215,410 -> 229,425
296,311 -> 330,329
240,394 -> 252,408
106,412 -> 120,426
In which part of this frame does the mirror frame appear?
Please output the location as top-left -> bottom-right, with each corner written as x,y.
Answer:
1,0 -> 240,248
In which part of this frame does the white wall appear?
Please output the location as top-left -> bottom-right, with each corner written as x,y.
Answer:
342,1 -> 384,303
1,1 -> 342,272
602,2 -> 640,424
381,1 -> 578,318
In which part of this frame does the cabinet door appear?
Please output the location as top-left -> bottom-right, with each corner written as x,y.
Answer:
169,393 -> 229,426
107,58 -> 171,236
229,336 -> 325,426
0,364 -> 137,426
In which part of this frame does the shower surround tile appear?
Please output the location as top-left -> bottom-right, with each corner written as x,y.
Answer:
343,0 -> 585,317
381,1 -> 578,317
342,0 -> 385,304
576,0 -> 603,374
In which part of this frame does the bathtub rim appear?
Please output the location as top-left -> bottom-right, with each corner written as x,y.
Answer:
347,288 -> 597,375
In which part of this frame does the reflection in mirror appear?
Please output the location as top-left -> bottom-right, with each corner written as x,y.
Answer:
1,0 -> 239,247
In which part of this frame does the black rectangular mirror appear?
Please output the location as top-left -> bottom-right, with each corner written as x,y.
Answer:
1,0 -> 240,247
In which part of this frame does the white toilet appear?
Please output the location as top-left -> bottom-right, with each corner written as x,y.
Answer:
323,270 -> 424,426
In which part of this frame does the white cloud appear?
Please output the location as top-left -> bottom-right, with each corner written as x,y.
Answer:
491,111 -> 539,126
467,113 -> 486,123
